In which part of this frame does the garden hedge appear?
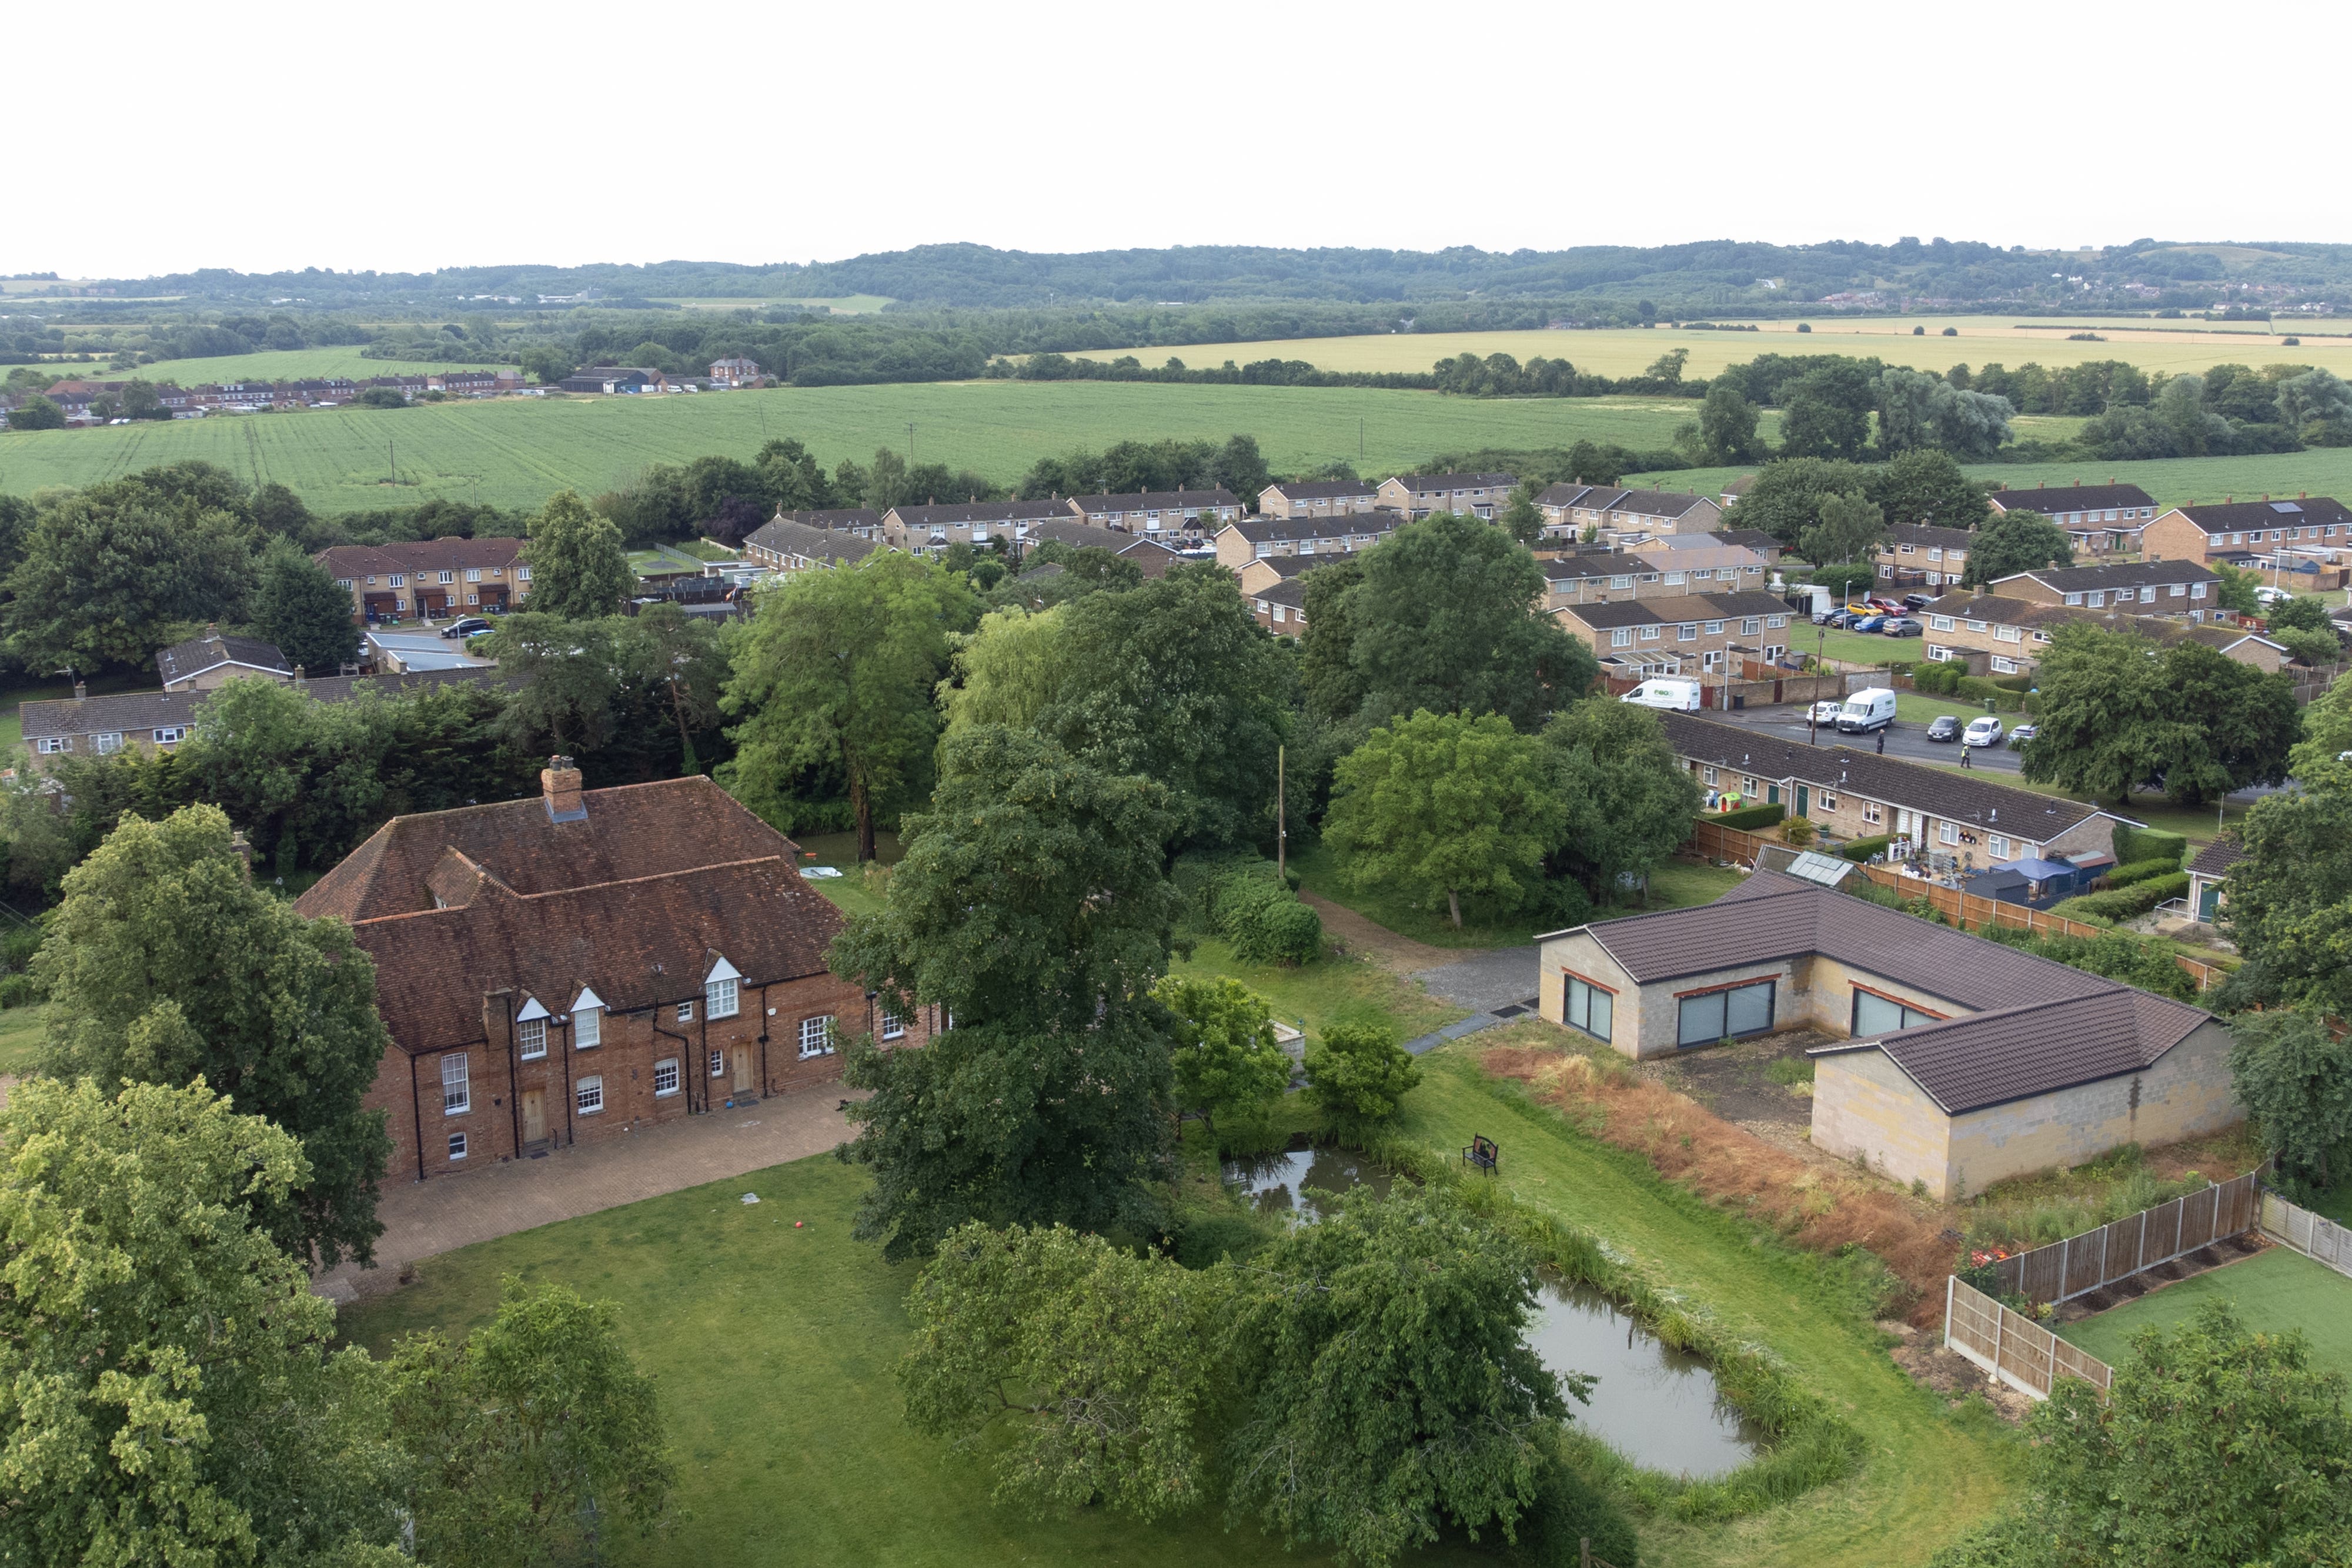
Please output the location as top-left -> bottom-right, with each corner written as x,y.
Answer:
1838,834 -> 1893,863
2105,857 -> 2188,888
1713,802 -> 1786,830
2052,872 -> 2190,924
2110,825 -> 2188,869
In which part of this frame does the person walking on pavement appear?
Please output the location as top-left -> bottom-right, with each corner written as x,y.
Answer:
1960,742 -> 1972,770
1875,729 -> 1885,755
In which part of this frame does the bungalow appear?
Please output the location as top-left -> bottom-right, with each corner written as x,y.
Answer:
883,498 -> 1073,554
739,517 -> 877,574
1983,558 -> 2220,614
1875,523 -> 1982,589
1554,592 -> 1794,681
1257,479 -> 1383,519
1987,482 -> 2160,557
1914,589 -> 2290,676
157,630 -> 295,690
1534,486 -> 1723,541
1065,486 -> 1242,537
1232,551 -> 1329,597
294,762 -> 929,1183
1375,472 -> 1516,520
1535,870 -> 2238,1198
1656,710 -> 2132,869
1212,513 -> 1402,567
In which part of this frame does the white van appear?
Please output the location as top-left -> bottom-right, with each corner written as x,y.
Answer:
1622,678 -> 1702,712
1835,687 -> 1898,734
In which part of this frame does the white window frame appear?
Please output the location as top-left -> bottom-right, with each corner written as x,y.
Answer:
1930,616 -> 1953,631
518,1015 -> 547,1060
1990,835 -> 2012,860
1611,627 -> 1632,647
449,1131 -> 467,1161
881,1008 -> 905,1041
709,1048 -> 726,1078
653,1058 -> 680,1097
1702,765 -> 1719,785
677,999 -> 694,1024
36,737 -> 68,754
441,1052 -> 470,1115
573,1004 -> 602,1049
576,1075 -> 604,1115
92,733 -> 123,755
1938,821 -> 1960,846
2064,593 -> 2083,606
1863,802 -> 1883,825
153,726 -> 185,744
798,1015 -> 836,1058
1992,656 -> 2019,674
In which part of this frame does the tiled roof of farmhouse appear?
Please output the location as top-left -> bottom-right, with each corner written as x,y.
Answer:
297,775 -> 792,925
1558,871 -> 2210,1112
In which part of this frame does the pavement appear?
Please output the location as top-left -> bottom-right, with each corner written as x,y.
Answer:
1402,946 -> 1542,1057
316,1084 -> 862,1303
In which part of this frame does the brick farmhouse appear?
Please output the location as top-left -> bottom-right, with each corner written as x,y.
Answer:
297,761 -> 920,1183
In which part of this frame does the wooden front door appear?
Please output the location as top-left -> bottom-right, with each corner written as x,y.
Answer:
732,1046 -> 753,1094
522,1089 -> 545,1144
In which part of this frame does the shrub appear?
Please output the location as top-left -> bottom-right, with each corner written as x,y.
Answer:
1781,816 -> 1816,847
0,922 -> 41,971
1839,834 -> 1892,862
1304,1022 -> 1421,1142
2052,872 -> 2189,924
1910,660 -> 1965,696
0,974 -> 36,1009
1234,896 -> 1322,966
2110,825 -> 2187,868
1509,1438 -> 1642,1568
1713,802 -> 1785,830
2105,857 -> 2187,888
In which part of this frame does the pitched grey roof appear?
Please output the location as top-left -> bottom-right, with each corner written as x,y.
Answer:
1571,871 -> 2209,1113
1538,486 -> 1715,519
741,517 -> 876,565
1264,479 -> 1379,501
156,633 -> 290,684
1917,591 -> 2284,654
775,507 -> 883,531
2188,835 -> 2246,879
1655,711 -> 2118,840
1226,514 -> 1401,544
23,668 -> 506,740
1993,559 -> 2219,594
1886,522 -> 1976,552
1067,488 -> 1239,513
1252,579 -> 1309,609
2168,497 -> 2352,534
1562,591 -> 1790,628
1388,472 -> 1516,490
887,499 -> 1071,528
1990,483 -> 2158,514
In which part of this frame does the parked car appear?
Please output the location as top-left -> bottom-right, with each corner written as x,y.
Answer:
1901,593 -> 1936,611
1825,609 -> 1861,629
1851,614 -> 1887,633
1963,716 -> 2006,748
2008,723 -> 2039,748
1926,715 -> 1962,742
440,616 -> 494,639
1882,618 -> 1922,637
1811,699 -> 1844,726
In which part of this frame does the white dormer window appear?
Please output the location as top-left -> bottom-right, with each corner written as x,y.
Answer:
705,955 -> 741,1019
517,997 -> 550,1059
572,985 -> 604,1049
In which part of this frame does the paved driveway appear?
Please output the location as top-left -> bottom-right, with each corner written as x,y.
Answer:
1401,945 -> 1542,1056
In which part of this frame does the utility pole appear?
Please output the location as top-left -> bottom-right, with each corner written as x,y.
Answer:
1277,744 -> 1287,880
906,422 -> 916,463
1359,417 -> 1364,463
389,437 -> 396,486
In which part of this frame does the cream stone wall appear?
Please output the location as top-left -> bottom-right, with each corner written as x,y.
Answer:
1791,955 -> 1965,1037
1811,1047 -> 1955,1193
1945,1021 -> 2243,1199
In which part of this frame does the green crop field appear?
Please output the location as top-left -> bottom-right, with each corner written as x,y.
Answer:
6,347 -> 503,386
1069,319 -> 2352,381
2057,1247 -> 2352,1383
0,380 -> 1725,513
1641,446 -> 2352,510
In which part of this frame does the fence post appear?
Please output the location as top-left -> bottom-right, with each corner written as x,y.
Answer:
1581,1539 -> 1593,1568
1990,1290 -> 2004,1378
1943,1274 -> 1955,1353
2057,1235 -> 2069,1301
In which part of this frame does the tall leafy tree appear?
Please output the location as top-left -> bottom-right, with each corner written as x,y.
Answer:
1960,509 -> 2076,587
1543,698 -> 1703,902
1875,367 -> 2014,459
1348,514 -> 1593,731
34,805 -> 394,1269
1296,555 -> 1369,723
1030,561 -> 1289,849
1325,710 -> 1566,928
829,726 -> 1182,1258
2144,640 -> 2298,805
2019,625 -> 2180,805
2219,780 -> 2352,1021
1774,362 -> 1876,460
898,1223 -> 1222,1522
1798,489 -> 1887,566
2227,1009 -> 2352,1201
613,601 -> 726,773
1302,1021 -> 1421,1142
1498,479 -> 1547,544
253,536 -> 362,673
1867,448 -> 1991,529
3,483 -> 252,673
1738,456 -> 1873,546
389,1278 -> 678,1568
1691,382 -> 1763,463
522,490 -> 633,619
1222,1188 -> 1578,1568
0,1076 -> 405,1567
1937,1303 -> 2351,1568
479,612 -> 623,756
724,551 -> 975,860
1152,975 -> 1291,1138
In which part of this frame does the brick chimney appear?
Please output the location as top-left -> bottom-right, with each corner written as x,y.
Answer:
542,755 -> 586,823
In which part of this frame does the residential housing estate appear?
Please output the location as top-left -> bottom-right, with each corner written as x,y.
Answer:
1535,485 -> 1723,541
2143,495 -> 2352,588
1538,869 -> 2236,1199
21,667 -> 503,773
1553,593 -> 1796,681
316,538 -> 533,623
1915,589 -> 2288,676
1987,481 -> 2161,557
296,761 -> 927,1182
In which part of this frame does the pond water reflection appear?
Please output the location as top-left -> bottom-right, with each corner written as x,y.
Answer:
1525,1278 -> 1762,1477
1221,1142 -> 1392,1223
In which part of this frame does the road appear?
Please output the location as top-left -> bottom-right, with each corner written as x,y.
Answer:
1703,704 -> 2280,806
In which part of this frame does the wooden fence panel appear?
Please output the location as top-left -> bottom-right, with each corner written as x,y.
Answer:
1944,1278 -> 2113,1401
2261,1191 -> 2352,1281
1987,1172 -> 2262,1304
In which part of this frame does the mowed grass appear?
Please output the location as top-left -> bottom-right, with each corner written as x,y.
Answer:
2055,1246 -> 2352,1383
334,1034 -> 2012,1568
0,1004 -> 46,1076
1166,937 -> 1466,1048
1287,842 -> 1740,952
1,380 -> 1711,514
1066,320 -> 2352,382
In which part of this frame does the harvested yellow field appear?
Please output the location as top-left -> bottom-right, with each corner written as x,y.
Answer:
1074,317 -> 2352,380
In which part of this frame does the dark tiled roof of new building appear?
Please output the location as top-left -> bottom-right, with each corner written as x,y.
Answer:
1992,559 -> 2220,596
2167,497 -> 2352,534
886,499 -> 1072,528
1887,522 -> 1977,552
2188,835 -> 2246,878
1263,479 -> 1379,502
1068,488 -> 1239,513
1561,591 -> 1791,628
1990,483 -> 2158,514
1388,472 -> 1516,490
315,538 -> 529,579
1225,514 -> 1402,544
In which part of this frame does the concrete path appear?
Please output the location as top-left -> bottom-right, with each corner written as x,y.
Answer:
318,1086 -> 862,1302
1403,945 -> 1542,1057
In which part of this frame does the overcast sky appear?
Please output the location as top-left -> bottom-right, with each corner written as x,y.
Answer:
14,0 -> 2344,279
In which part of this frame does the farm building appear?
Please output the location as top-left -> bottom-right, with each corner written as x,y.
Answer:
1536,869 -> 2240,1199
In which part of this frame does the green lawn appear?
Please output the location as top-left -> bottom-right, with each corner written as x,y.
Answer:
2056,1247 -> 2352,1383
1643,861 -> 1746,910
1287,841 -> 1561,950
1167,937 -> 1465,1048
0,1004 -> 45,1076
1,380 -> 1709,516
335,1035 -> 2014,1568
